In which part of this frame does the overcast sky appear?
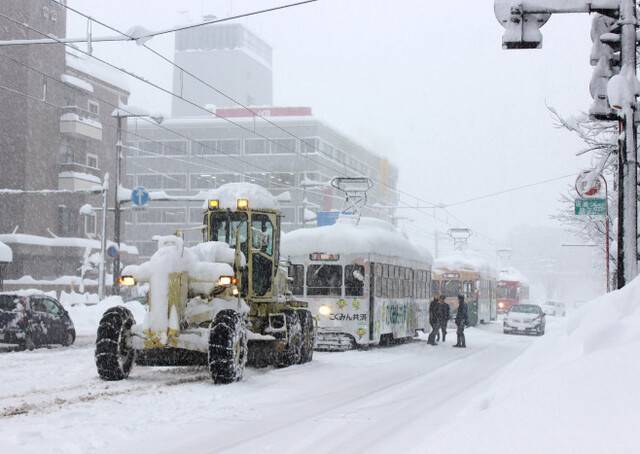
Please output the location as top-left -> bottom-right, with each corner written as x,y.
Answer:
67,0 -> 595,256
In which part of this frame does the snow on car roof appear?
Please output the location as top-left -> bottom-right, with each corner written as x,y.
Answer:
199,182 -> 279,210
433,250 -> 495,275
282,216 -> 433,265
0,240 -> 12,262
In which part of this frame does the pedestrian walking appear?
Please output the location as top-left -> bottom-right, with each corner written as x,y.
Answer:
438,296 -> 450,342
427,296 -> 440,345
454,294 -> 469,348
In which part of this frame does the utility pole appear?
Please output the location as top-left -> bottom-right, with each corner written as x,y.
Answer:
98,173 -> 109,300
113,114 -> 123,295
494,0 -> 639,288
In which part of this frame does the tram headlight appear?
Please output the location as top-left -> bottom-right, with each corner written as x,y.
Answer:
318,305 -> 331,316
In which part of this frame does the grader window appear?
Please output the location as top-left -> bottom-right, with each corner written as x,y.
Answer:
210,212 -> 248,256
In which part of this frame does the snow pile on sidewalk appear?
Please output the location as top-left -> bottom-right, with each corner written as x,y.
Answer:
423,277 -> 640,454
65,296 -> 146,337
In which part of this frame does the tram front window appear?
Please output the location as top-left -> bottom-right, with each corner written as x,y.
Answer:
497,287 -> 517,299
443,280 -> 461,298
345,264 -> 365,297
307,265 -> 342,296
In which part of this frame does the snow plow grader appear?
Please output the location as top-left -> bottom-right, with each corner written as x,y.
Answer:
95,184 -> 316,384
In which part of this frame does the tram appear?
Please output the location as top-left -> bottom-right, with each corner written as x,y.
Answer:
282,216 -> 433,351
496,267 -> 530,313
431,251 -> 497,326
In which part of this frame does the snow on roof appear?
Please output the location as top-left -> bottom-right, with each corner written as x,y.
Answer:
0,288 -> 57,298
65,47 -> 130,92
282,216 -> 433,265
0,240 -> 12,262
433,250 -> 494,275
58,171 -> 102,184
199,183 -> 279,210
61,73 -> 94,93
0,233 -> 138,255
498,266 -> 528,284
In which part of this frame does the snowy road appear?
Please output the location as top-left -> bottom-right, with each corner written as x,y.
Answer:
0,322 -> 545,454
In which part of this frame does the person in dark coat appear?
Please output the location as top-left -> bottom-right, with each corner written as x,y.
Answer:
427,296 -> 440,345
454,294 -> 469,348
438,296 -> 450,342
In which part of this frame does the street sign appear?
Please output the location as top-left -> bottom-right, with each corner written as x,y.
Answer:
106,245 -> 119,258
575,198 -> 607,216
131,186 -> 150,207
317,211 -> 341,226
575,171 -> 603,198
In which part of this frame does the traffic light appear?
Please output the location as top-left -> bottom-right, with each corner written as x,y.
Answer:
494,1 -> 550,49
589,13 -> 621,120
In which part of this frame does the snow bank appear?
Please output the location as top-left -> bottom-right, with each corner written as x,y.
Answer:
65,296 -> 146,337
0,240 -> 12,262
282,216 -> 433,264
424,277 -> 640,454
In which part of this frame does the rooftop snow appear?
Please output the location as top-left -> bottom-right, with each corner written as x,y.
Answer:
199,183 -> 279,210
65,47 -> 130,91
0,240 -> 12,262
498,266 -> 528,284
0,233 -> 138,255
61,74 -> 94,93
433,250 -> 494,275
282,216 -> 433,265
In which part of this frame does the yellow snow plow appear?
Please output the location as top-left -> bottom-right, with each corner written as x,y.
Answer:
95,183 -> 315,384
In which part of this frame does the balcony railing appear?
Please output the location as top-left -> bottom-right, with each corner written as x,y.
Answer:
59,106 -> 103,141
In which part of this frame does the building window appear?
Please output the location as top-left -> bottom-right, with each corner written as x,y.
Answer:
217,139 -> 241,155
84,212 -> 97,237
245,139 -> 268,154
163,141 -> 187,156
300,138 -> 319,154
192,140 -> 218,156
162,174 -> 186,189
86,153 -> 98,169
57,205 -> 75,235
139,141 -> 162,156
271,138 -> 296,155
88,100 -> 99,115
59,142 -> 73,164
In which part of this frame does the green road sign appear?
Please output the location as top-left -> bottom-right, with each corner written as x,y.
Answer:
575,198 -> 607,216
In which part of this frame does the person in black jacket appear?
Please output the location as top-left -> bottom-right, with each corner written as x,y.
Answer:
454,294 -> 469,348
427,296 -> 440,345
438,297 -> 450,342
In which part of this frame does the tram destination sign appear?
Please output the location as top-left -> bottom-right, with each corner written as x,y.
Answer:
575,198 -> 606,216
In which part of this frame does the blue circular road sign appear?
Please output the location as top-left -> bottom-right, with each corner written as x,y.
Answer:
131,186 -> 150,207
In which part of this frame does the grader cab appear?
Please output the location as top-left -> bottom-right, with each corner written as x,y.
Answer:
95,184 -> 315,384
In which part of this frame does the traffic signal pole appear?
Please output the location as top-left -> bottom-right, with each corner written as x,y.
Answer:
618,0 -> 638,286
495,0 -> 639,288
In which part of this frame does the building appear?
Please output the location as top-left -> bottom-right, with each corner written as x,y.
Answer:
172,20 -> 273,115
0,0 -> 136,289
124,106 -> 398,259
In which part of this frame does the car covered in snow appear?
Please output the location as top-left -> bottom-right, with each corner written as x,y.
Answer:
503,303 -> 546,336
0,293 -> 75,349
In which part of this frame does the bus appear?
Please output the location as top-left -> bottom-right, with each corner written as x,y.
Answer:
431,251 -> 497,326
496,267 -> 529,313
282,217 -> 433,351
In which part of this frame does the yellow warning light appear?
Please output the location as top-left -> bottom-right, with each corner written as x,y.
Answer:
237,198 -> 249,210
217,275 -> 238,287
118,276 -> 136,286
208,199 -> 220,210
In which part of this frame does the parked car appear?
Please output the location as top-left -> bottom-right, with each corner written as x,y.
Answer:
0,293 -> 75,350
539,303 -> 556,316
503,304 -> 546,336
548,301 -> 567,317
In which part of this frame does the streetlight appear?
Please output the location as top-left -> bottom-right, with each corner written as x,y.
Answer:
111,108 -> 163,294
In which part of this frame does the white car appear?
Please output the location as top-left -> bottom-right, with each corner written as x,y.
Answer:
503,304 -> 546,336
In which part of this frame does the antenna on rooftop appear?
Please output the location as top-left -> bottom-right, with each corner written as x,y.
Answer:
331,177 -> 373,225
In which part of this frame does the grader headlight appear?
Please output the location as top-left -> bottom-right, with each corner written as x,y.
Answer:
208,199 -> 220,210
217,275 -> 238,287
118,275 -> 136,286
237,198 -> 249,210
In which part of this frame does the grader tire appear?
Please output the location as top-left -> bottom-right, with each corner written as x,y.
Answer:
297,309 -> 315,364
276,310 -> 303,368
95,307 -> 136,381
208,310 -> 247,384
